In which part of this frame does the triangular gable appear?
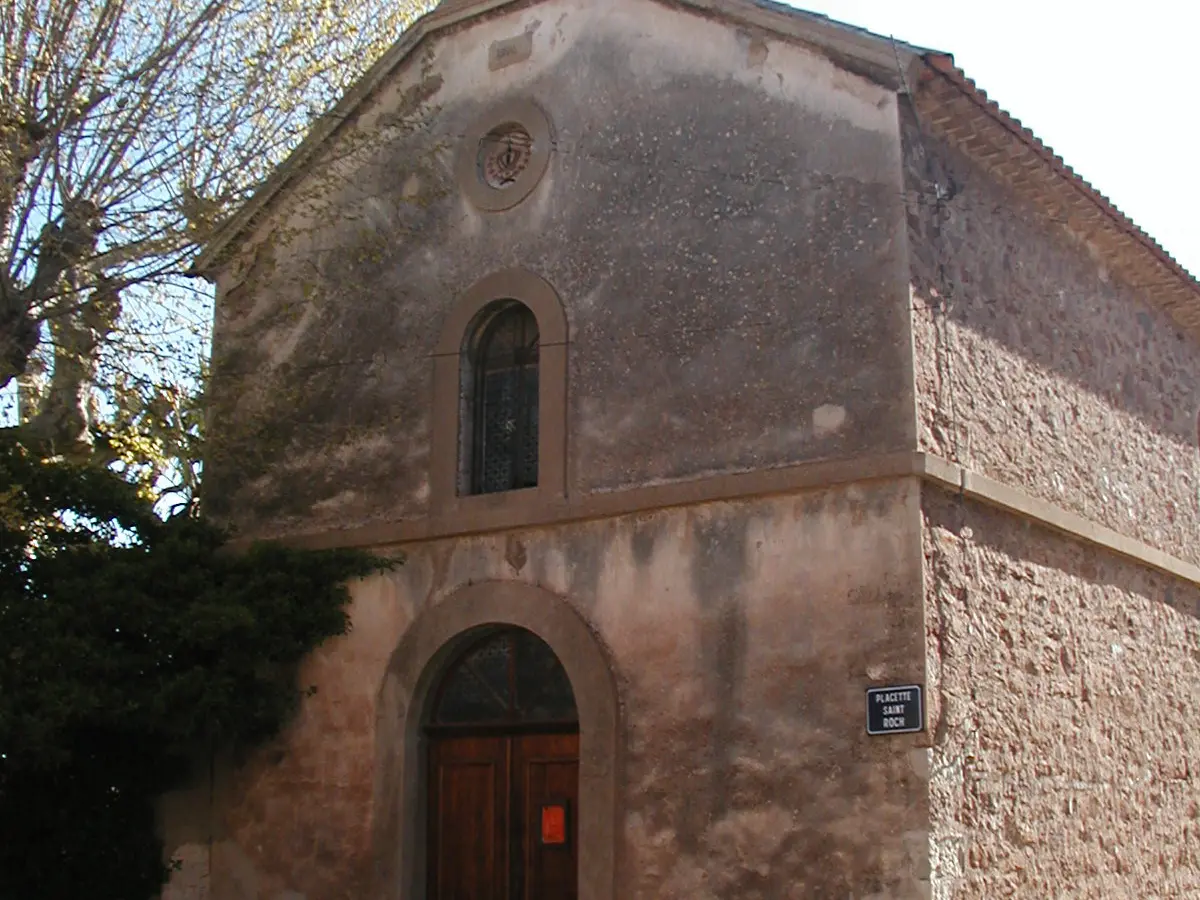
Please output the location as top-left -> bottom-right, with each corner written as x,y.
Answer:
194,0 -> 929,274
196,0 -> 1200,331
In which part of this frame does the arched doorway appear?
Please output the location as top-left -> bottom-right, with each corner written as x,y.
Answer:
425,626 -> 579,900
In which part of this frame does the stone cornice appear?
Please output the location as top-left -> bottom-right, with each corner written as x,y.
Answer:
227,451 -> 1200,588
917,454 -> 1200,586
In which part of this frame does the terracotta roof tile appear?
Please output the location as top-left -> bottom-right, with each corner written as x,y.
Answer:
919,53 -> 1199,304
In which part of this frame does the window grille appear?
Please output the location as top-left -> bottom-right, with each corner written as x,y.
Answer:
430,628 -> 577,727
471,302 -> 539,494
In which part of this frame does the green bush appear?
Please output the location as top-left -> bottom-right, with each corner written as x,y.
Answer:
0,437 -> 392,900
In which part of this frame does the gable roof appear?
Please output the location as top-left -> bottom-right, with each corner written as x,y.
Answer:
195,0 -> 1200,333
913,53 -> 1200,330
193,0 -> 929,276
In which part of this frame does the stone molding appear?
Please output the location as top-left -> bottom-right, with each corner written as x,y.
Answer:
192,0 -> 928,276
237,451 -> 1200,588
916,454 -> 1200,586
455,98 -> 553,212
430,267 -> 569,515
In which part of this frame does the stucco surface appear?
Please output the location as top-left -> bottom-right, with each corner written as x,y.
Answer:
923,488 -> 1200,899
163,481 -> 930,900
904,111 -> 1200,563
203,0 -> 914,539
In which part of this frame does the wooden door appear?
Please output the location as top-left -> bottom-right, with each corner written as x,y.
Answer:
511,733 -> 579,900
428,732 -> 578,900
428,735 -> 508,900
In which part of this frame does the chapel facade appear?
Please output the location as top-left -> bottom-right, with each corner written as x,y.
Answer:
168,1 -> 1200,897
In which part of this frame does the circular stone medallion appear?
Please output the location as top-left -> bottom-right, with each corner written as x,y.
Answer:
457,100 -> 553,211
480,124 -> 534,189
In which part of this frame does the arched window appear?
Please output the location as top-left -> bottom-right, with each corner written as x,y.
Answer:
432,269 -> 566,510
468,301 -> 539,495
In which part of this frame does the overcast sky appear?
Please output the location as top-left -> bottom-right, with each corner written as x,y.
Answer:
789,0 -> 1200,279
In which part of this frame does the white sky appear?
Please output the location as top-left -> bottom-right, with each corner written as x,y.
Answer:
788,0 -> 1200,279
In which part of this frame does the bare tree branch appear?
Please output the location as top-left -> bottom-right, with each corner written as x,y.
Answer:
0,0 -> 435,464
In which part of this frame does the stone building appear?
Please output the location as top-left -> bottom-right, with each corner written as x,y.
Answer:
170,0 -> 1200,897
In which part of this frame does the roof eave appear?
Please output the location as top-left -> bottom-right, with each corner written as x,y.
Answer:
915,52 -> 1200,325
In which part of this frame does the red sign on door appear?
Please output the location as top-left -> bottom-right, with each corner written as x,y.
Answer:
541,804 -> 567,845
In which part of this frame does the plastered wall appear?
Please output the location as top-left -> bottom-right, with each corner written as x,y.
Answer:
163,481 -> 930,900
203,0 -> 914,539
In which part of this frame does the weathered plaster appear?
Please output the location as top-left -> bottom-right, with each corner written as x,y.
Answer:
373,580 -> 619,900
186,5 -> 1200,900
203,0 -> 914,540
163,481 -> 930,900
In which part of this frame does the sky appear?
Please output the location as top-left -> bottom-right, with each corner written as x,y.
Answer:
787,0 -> 1200,279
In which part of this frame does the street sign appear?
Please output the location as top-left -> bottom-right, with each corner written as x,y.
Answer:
866,685 -> 923,735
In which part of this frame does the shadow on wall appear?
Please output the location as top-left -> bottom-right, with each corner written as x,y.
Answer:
903,112 -> 1200,448
926,489 -> 1200,625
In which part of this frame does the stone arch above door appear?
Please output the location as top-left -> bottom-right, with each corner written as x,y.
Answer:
372,580 -> 620,900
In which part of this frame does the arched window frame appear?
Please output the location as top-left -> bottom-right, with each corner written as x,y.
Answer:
431,269 -> 568,513
426,625 -> 579,732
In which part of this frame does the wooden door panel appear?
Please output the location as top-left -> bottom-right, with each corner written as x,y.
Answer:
512,733 -> 579,900
428,736 -> 508,900
428,732 -> 579,900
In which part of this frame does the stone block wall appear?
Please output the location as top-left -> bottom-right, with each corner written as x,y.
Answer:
904,108 -> 1200,564
923,488 -> 1200,898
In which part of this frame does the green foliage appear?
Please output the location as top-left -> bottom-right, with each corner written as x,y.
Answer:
0,437 -> 394,900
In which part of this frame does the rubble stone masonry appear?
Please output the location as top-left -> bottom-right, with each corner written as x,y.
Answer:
923,489 -> 1200,898
904,109 -> 1200,565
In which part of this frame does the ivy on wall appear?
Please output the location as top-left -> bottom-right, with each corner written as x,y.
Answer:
0,437 -> 394,900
